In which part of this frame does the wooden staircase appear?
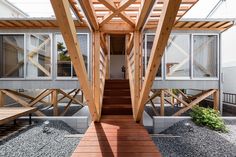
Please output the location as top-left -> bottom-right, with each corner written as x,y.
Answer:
102,80 -> 132,115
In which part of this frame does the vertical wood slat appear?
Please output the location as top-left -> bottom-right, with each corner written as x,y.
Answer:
135,0 -> 182,122
133,31 -> 141,116
50,0 -> 99,121
93,31 -> 101,118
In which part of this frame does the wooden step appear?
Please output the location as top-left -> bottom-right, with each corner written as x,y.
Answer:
102,108 -> 132,115
103,97 -> 131,104
104,90 -> 130,97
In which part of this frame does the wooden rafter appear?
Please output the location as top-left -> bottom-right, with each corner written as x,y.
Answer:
98,0 -> 136,26
68,0 -> 84,24
135,0 -> 156,31
78,0 -> 99,31
135,0 -> 182,122
51,0 -> 99,121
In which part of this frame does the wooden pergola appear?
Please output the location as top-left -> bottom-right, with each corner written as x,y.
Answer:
0,0 -> 234,122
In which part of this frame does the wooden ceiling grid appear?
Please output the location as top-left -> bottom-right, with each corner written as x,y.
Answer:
0,0 -> 234,32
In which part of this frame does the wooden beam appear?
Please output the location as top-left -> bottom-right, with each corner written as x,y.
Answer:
68,0 -> 84,24
160,90 -> 165,116
29,90 -> 52,107
135,0 -> 156,31
100,33 -> 108,54
164,89 -> 189,107
0,90 -> 5,107
51,0 -> 99,121
135,0 -> 181,122
1,90 -> 45,116
126,33 -> 134,55
93,31 -> 101,118
149,99 -> 159,116
57,89 -> 84,106
213,89 -> 219,111
99,0 -> 135,26
100,22 -> 134,34
51,89 -> 58,116
133,31 -> 141,115
173,89 -> 216,116
78,0 -> 99,30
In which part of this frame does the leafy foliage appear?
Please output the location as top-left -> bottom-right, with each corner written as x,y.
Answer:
190,106 -> 227,132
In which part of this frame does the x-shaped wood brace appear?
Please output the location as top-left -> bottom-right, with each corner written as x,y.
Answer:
98,0 -> 136,26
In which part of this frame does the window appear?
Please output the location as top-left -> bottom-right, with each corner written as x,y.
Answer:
26,34 -> 52,78
56,33 -> 89,78
0,35 -> 24,78
193,35 -> 218,78
165,34 -> 190,78
145,35 -> 162,78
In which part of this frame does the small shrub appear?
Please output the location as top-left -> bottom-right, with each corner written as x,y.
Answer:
190,106 -> 227,132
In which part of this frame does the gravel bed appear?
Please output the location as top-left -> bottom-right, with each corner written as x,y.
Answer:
153,119 -> 236,157
0,120 -> 81,157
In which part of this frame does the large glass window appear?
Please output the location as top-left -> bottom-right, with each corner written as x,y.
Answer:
56,33 -> 89,78
165,34 -> 190,77
26,34 -> 52,78
193,35 -> 218,78
145,35 -> 162,78
0,35 -> 24,78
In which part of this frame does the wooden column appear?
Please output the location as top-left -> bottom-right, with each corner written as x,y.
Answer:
105,35 -> 110,79
135,0 -> 181,122
0,90 -> 5,107
134,31 -> 141,115
213,89 -> 219,110
125,35 -> 129,80
160,90 -> 165,116
93,31 -> 101,118
51,89 -> 58,116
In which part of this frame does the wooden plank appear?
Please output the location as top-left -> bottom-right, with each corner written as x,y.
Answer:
100,22 -> 134,34
173,89 -> 216,116
0,90 -> 5,107
71,152 -> 161,157
135,0 -> 182,122
1,90 -> 45,116
0,107 -> 37,125
78,0 -> 99,30
72,115 -> 161,156
135,0 -> 156,31
51,0 -> 99,121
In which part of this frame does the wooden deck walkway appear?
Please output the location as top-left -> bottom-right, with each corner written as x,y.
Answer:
71,115 -> 161,157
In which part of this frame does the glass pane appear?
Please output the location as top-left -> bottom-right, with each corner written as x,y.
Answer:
193,35 -> 217,78
146,35 -> 162,77
56,34 -> 71,77
165,34 -> 190,77
26,34 -> 51,78
73,34 -> 88,77
0,35 -> 24,78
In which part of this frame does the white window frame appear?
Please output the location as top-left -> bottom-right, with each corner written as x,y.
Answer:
26,33 -> 53,80
55,32 -> 90,80
191,33 -> 219,80
0,33 -> 26,80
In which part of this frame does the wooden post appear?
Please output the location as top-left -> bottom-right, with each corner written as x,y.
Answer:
213,89 -> 219,111
134,31 -> 141,115
105,35 -> 110,79
0,90 -> 5,107
51,89 -> 58,116
93,31 -> 101,118
160,90 -> 165,116
125,34 -> 129,80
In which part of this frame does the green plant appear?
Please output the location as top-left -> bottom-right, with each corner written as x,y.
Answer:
190,106 -> 227,132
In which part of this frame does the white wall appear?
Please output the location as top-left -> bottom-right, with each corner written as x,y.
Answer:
110,55 -> 125,79
223,66 -> 236,93
0,0 -> 27,18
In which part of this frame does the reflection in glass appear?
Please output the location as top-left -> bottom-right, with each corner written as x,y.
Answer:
193,35 -> 217,78
165,35 -> 190,77
26,34 -> 51,78
56,34 -> 88,77
146,35 -> 162,77
0,35 -> 24,78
